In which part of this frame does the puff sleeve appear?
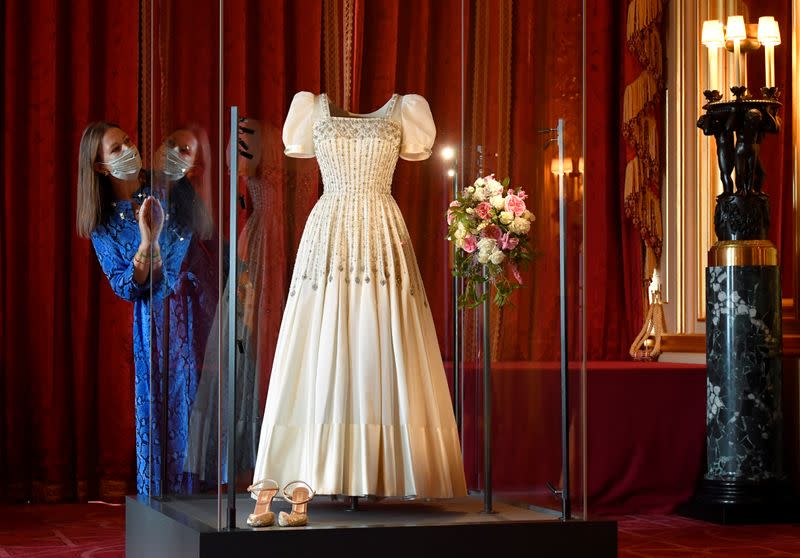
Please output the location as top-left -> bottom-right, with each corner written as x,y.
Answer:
282,91 -> 316,158
399,94 -> 436,161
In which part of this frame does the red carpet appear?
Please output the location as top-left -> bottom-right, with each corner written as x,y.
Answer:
0,503 -> 124,557
618,515 -> 800,557
1,504 -> 799,556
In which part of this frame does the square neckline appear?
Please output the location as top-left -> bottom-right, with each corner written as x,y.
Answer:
322,93 -> 399,121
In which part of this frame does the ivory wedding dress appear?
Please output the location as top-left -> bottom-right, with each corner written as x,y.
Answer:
252,92 -> 467,498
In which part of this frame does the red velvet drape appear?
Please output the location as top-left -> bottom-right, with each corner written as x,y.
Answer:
2,0 -> 140,501
585,0 -> 645,360
744,0 -> 794,296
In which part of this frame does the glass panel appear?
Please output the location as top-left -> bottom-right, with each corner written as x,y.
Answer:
143,0 -> 224,523
141,0 -> 586,531
459,0 -> 586,518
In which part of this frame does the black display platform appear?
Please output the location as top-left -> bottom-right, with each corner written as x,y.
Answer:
126,494 -> 617,557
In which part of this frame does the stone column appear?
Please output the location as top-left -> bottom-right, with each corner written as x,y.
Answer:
703,239 -> 783,517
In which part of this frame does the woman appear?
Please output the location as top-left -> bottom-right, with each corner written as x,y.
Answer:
77,121 -> 215,495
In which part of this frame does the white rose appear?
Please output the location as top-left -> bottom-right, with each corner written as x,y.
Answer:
499,211 -> 514,225
477,251 -> 491,264
473,187 -> 486,201
490,195 -> 505,210
486,177 -> 503,197
490,250 -> 506,264
474,177 -> 486,187
509,217 -> 531,235
454,223 -> 467,239
477,237 -> 497,253
467,186 -> 475,193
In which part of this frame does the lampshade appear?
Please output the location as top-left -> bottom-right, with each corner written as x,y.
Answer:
757,16 -> 781,46
725,15 -> 746,42
701,20 -> 725,48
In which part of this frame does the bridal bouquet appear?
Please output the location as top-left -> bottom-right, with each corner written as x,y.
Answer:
446,174 -> 534,308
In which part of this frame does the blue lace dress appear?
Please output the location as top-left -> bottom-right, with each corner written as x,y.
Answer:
91,187 -> 215,496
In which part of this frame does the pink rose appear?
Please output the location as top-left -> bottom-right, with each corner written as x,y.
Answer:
511,263 -> 523,285
505,194 -> 526,217
463,235 -> 478,253
482,224 -> 502,240
499,232 -> 519,250
475,201 -> 492,220
447,200 -> 460,225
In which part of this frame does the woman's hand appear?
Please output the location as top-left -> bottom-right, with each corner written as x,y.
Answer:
134,196 -> 165,285
137,196 -> 165,247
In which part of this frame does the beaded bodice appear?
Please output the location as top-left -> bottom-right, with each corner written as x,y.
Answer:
312,94 -> 401,196
286,93 -> 427,300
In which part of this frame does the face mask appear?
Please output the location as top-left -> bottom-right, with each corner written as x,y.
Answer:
163,145 -> 192,180
102,145 -> 142,180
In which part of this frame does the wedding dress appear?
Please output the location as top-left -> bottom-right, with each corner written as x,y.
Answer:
252,92 -> 466,498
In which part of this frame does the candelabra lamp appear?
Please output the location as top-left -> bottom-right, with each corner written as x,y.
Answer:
686,84 -> 797,530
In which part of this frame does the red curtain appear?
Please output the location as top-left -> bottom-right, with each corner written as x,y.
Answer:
223,0 -> 324,407
744,0 -> 794,295
585,0 -> 645,359
2,0 -> 140,501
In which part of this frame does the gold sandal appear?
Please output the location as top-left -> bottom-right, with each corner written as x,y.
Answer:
246,479 -> 279,527
278,481 -> 315,527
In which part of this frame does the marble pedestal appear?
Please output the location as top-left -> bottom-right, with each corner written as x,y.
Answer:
695,240 -> 790,523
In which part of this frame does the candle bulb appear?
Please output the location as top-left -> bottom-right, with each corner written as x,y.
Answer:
702,20 -> 725,92
767,44 -> 774,87
726,16 -> 747,88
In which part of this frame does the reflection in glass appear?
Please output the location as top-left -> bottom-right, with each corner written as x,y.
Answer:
187,118 -> 269,487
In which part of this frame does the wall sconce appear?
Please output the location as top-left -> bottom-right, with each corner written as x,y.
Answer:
550,157 -> 573,176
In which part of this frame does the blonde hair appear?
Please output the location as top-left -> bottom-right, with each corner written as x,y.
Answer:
76,121 -> 116,237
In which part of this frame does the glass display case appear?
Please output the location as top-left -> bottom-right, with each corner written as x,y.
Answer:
127,1 -> 607,555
